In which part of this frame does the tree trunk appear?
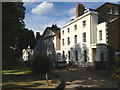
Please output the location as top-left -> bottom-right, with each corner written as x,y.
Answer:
46,73 -> 49,86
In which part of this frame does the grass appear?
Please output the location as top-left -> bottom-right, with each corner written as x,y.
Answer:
86,67 -> 120,88
2,63 -> 60,89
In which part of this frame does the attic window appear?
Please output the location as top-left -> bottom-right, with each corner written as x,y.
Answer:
108,7 -> 112,14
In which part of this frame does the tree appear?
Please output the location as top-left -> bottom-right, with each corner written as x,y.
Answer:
17,28 -> 36,56
2,2 -> 25,64
32,54 -> 53,86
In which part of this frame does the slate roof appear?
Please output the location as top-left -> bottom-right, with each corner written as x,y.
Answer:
42,24 -> 60,39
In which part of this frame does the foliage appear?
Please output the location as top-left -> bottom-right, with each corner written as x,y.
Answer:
17,28 -> 36,56
2,2 -> 25,63
32,54 -> 53,74
115,56 -> 120,63
2,2 -> 36,64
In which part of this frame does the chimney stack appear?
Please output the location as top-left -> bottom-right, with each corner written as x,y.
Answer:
36,32 -> 41,40
76,3 -> 85,18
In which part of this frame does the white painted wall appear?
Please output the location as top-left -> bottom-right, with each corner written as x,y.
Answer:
60,10 -> 108,67
97,22 -> 107,44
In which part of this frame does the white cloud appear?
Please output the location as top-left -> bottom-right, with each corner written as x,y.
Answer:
31,2 -> 55,15
68,7 -> 76,20
69,7 -> 76,16
56,18 -> 69,28
69,15 -> 76,20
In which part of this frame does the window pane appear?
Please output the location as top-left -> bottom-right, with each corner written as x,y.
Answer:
84,50 -> 87,62
74,35 -> 77,44
83,32 -> 86,42
75,50 -> 78,61
108,8 -> 112,14
68,51 -> 70,60
74,25 -> 77,30
115,8 -> 118,15
63,51 -> 65,59
99,30 -> 102,40
62,39 -> 64,46
62,30 -> 64,35
83,20 -> 86,27
67,37 -> 70,45
68,28 -> 70,33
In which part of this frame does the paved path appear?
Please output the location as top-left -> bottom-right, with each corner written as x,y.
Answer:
54,68 -> 118,88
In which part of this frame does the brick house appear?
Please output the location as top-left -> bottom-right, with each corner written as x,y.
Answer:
95,2 -> 120,63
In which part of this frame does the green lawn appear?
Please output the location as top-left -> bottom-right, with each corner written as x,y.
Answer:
2,63 -> 60,89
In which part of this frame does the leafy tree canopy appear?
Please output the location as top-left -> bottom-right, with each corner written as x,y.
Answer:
2,2 -> 36,64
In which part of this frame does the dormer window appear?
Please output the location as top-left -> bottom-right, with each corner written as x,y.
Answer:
115,8 -> 119,15
108,7 -> 112,14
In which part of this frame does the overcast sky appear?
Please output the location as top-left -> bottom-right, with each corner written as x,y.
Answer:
23,2 -> 117,36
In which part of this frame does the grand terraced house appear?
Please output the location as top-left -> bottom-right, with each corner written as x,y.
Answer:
36,2 -> 120,68
59,2 -> 120,68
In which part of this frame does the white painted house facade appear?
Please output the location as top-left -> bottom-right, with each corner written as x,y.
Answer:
60,4 -> 108,67
22,46 -> 34,62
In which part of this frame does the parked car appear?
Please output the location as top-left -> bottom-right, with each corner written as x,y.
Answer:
55,60 -> 67,69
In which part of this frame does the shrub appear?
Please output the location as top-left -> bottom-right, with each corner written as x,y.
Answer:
32,54 -> 53,74
24,60 -> 33,67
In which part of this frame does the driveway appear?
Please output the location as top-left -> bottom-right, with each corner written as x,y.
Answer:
54,68 -> 118,88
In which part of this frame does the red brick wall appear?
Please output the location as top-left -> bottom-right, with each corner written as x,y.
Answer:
108,18 -> 120,51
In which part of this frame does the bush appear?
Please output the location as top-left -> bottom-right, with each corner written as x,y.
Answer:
24,60 -> 33,67
32,54 -> 53,74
